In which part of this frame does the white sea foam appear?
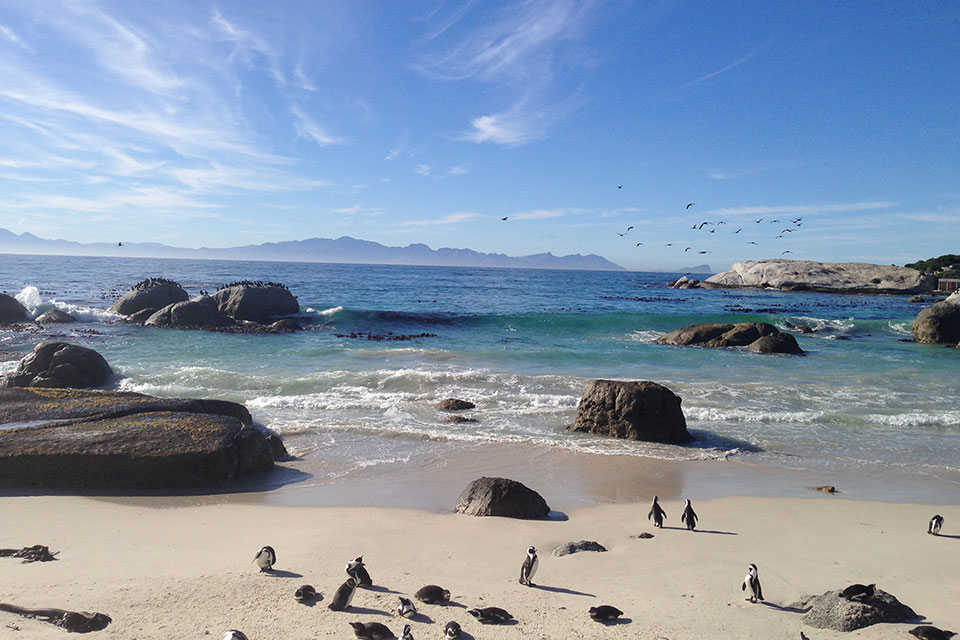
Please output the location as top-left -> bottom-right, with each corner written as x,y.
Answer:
887,321 -> 913,335
304,305 -> 343,317
626,330 -> 664,342
865,412 -> 960,428
685,406 -> 824,424
13,285 -> 118,322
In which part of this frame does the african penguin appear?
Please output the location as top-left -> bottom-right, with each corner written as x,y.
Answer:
742,563 -> 763,603
443,621 -> 461,639
648,496 -> 667,528
294,584 -> 317,602
401,623 -> 414,640
346,555 -> 373,587
909,626 -> 957,640
396,596 -> 417,618
468,606 -> 514,624
588,605 -> 623,622
839,583 -> 875,600
222,632 -> 248,640
928,514 -> 944,536
681,499 -> 698,531
328,577 -> 358,611
253,545 -> 276,572
349,621 -> 394,640
519,546 -> 538,586
414,584 -> 450,604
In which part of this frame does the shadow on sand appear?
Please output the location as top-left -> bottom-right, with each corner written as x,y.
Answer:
530,584 -> 594,597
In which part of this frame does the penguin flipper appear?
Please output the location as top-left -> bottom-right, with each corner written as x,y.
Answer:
756,580 -> 763,601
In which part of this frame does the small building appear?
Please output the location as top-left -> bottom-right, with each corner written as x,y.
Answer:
939,278 -> 960,292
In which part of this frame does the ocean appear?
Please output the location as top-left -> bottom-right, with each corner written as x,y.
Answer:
2,254 -> 958,506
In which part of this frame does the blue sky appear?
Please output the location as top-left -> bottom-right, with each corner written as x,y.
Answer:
0,1 -> 957,271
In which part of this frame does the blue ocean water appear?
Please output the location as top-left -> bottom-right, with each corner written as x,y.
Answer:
2,254 -> 958,501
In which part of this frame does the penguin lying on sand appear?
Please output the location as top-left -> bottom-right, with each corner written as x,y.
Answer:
443,621 -> 461,639
349,621 -> 394,640
396,596 -> 417,618
909,626 -> 956,640
839,583 -> 875,600
414,584 -> 450,604
589,605 -> 623,622
468,606 -> 514,624
294,584 -> 317,602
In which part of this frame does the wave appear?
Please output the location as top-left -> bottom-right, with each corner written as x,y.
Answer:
685,406 -> 824,424
13,285 -> 118,322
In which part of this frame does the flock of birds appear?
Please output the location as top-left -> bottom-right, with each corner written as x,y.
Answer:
215,505 -> 952,640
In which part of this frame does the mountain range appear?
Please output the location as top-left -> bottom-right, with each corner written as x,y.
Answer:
0,228 -> 623,271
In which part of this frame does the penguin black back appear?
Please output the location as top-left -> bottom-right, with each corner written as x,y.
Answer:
414,584 -> 450,604
468,606 -> 514,624
839,583 -> 875,600
294,584 -> 317,602
349,621 -> 394,640
589,605 -> 623,621
909,626 -> 957,640
647,496 -> 666,528
328,578 -> 358,611
681,499 -> 698,531
346,556 -> 373,587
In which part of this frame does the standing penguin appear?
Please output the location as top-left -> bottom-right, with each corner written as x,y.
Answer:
401,623 -> 414,640
519,546 -> 538,586
396,596 -> 417,618
928,514 -> 944,536
648,496 -> 667,528
252,545 -> 276,572
328,577 -> 359,611
346,556 -> 373,587
742,563 -> 764,603
681,499 -> 698,531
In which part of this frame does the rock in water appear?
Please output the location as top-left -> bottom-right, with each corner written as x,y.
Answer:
705,260 -> 936,294
567,380 -> 691,444
455,476 -> 550,519
4,342 -> 113,389
109,279 -> 188,316
790,587 -> 917,632
34,309 -> 77,324
145,297 -> 235,329
912,296 -> 960,345
0,294 -> 30,324
436,398 -> 475,411
212,284 -> 299,323
657,322 -> 803,354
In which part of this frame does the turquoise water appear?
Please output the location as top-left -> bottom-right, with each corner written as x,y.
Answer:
2,254 -> 958,500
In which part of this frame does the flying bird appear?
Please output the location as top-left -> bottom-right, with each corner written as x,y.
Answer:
717,221 -> 726,225
754,218 -> 763,223
617,232 -> 626,236
626,226 -> 634,231
684,247 -> 692,252
617,185 -> 622,189
685,202 -> 695,209
782,250 -> 793,254
748,241 -> 758,245
769,219 -> 780,223
697,222 -> 711,229
500,217 -> 508,221
665,243 -> 672,246
698,250 -> 710,254
709,229 -> 716,233
636,242 -> 643,246
735,228 -> 742,233
775,235 -> 784,239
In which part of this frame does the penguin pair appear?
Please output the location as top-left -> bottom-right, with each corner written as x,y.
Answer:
647,497 -> 699,530
346,555 -> 373,587
519,546 -> 538,586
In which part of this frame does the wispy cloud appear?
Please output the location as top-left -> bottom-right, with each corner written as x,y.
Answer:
463,94 -> 583,146
0,24 -> 29,50
414,163 -> 469,178
703,202 -> 899,217
291,105 -> 347,147
401,211 -> 487,226
328,205 -> 385,215
211,8 -> 285,85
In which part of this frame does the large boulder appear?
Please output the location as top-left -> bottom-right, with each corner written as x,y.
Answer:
705,260 -> 936,294
0,388 -> 276,489
212,282 -> 299,323
912,296 -> 960,345
455,476 -> 550,519
657,322 -> 804,354
4,342 -> 113,389
790,588 -> 918,632
35,308 -> 77,324
109,278 -> 189,316
567,380 -> 691,444
0,294 -> 30,323
145,297 -> 236,329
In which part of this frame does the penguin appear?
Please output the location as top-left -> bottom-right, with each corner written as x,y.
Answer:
647,496 -> 667,528
681,499 -> 698,531
349,621 -> 394,640
742,563 -> 763,603
396,596 -> 417,618
328,577 -> 358,611
253,545 -> 276,572
414,584 -> 450,604
588,605 -> 623,622
294,584 -> 317,602
443,621 -> 461,639
839,583 -> 875,600
928,514 -> 944,535
401,623 -> 414,640
467,606 -> 514,624
519,546 -> 538,586
909,626 -> 957,640
346,556 -> 373,587
223,632 -> 248,640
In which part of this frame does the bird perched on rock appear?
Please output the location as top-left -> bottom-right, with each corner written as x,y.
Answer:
648,496 -> 667,528
839,583 -> 875,600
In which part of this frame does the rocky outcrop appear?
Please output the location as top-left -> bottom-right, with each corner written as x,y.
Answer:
912,294 -> 960,345
656,322 -> 803,354
4,342 -> 113,389
0,294 -> 30,323
790,588 -> 918,632
0,388 -> 276,489
145,297 -> 235,329
567,380 -> 691,444
34,308 -> 77,324
109,278 -> 189,316
212,283 -> 299,323
705,260 -> 937,294
437,398 -> 475,411
553,541 -> 607,556
455,477 -> 550,519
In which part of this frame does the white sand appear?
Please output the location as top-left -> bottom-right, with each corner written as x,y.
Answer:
1,495 -> 957,639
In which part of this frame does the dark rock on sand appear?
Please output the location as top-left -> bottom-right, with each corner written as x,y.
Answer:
0,388 -> 275,488
790,587 -> 918,632
145,297 -> 235,329
656,321 -> 804,354
912,298 -> 960,345
0,294 -> 30,324
212,283 -> 299,323
437,398 -> 475,411
553,540 -> 607,556
567,380 -> 691,444
34,308 -> 77,324
109,278 -> 188,316
4,341 -> 113,389
455,476 -> 550,519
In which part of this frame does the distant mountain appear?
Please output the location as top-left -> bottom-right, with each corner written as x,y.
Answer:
0,228 -> 624,271
678,264 -> 713,274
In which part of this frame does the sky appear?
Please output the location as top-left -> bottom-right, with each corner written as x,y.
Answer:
0,0 -> 958,271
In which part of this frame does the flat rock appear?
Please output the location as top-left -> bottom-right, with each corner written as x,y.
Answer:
34,309 -> 76,324
567,380 -> 691,444
790,588 -> 918,632
657,322 -> 803,354
0,294 -> 30,324
4,341 -> 113,389
437,398 -> 475,411
109,279 -> 188,316
455,476 -> 550,519
705,260 -> 936,294
553,540 -> 607,556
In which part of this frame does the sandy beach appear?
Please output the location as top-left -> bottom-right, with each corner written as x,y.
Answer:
1,492 -> 957,639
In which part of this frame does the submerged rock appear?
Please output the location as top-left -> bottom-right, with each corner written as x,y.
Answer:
34,308 -> 77,324
4,341 -> 113,389
567,379 -> 691,444
790,587 -> 918,632
455,476 -> 550,519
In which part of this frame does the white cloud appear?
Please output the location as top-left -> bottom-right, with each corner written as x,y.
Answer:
211,8 -> 285,85
679,44 -> 766,90
401,211 -> 486,226
703,202 -> 898,217
414,163 -> 433,176
291,105 -> 347,147
0,24 -> 29,50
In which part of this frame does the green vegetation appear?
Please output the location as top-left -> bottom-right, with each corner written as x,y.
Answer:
905,254 -> 960,275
